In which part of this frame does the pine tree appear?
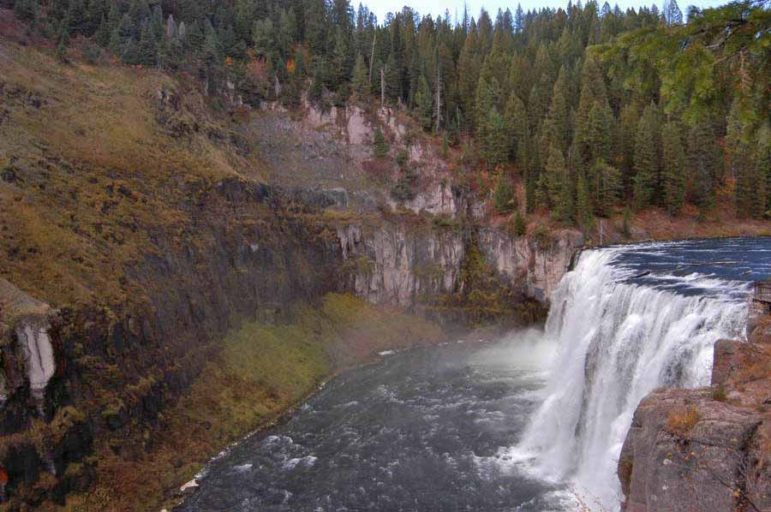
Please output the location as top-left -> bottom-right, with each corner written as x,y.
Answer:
587,102 -> 612,164
14,0 -> 38,23
735,145 -> 760,218
481,108 -> 510,168
617,104 -> 640,198
756,124 -> 771,216
734,123 -> 766,219
687,121 -> 720,209
539,144 -> 567,213
661,121 -> 686,215
351,53 -> 369,97
414,74 -> 433,131
252,18 -> 275,58
137,21 -> 158,66
622,207 -> 632,238
591,160 -> 621,217
513,210 -> 527,236
504,93 -> 529,167
373,128 -> 389,158
576,173 -> 594,231
541,67 -> 570,155
494,176 -> 515,213
633,104 -> 660,208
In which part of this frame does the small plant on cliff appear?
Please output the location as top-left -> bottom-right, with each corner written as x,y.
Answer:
391,167 -> 418,202
373,128 -> 389,158
665,405 -> 700,437
533,224 -> 553,250
494,177 -> 516,213
513,212 -> 527,237
711,385 -> 727,402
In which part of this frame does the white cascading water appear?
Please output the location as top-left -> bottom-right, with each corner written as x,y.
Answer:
511,247 -> 749,511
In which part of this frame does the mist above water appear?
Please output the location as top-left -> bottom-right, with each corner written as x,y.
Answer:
182,238 -> 767,512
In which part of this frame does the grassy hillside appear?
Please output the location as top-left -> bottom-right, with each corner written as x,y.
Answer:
0,36 -> 266,307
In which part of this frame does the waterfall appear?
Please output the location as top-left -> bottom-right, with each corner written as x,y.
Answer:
512,247 -> 749,510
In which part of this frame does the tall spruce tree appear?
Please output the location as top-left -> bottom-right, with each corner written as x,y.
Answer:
661,121 -> 686,215
590,160 -> 621,217
633,104 -> 660,208
687,121 -> 720,209
576,173 -> 594,231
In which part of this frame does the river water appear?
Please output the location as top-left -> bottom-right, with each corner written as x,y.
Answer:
181,237 -> 770,512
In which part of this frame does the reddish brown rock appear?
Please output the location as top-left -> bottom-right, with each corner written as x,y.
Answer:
619,389 -> 763,512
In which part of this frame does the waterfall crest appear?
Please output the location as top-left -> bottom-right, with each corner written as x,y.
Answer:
513,247 -> 749,510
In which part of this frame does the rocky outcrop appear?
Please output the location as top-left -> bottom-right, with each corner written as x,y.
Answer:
618,389 -> 764,511
480,228 -> 582,303
619,298 -> 771,512
337,222 -> 582,309
0,280 -> 55,409
337,223 -> 464,307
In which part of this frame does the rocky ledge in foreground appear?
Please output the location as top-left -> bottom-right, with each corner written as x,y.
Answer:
619,288 -> 771,511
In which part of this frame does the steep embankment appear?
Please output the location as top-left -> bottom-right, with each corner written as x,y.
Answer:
618,292 -> 771,511
0,34 -> 580,510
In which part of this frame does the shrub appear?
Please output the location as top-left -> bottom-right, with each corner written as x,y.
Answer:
533,224 -> 552,249
84,43 -> 102,65
391,168 -> 418,202
494,177 -> 516,213
395,149 -> 409,167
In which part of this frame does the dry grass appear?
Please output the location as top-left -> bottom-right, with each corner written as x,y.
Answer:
0,39 -> 266,306
666,405 -> 701,437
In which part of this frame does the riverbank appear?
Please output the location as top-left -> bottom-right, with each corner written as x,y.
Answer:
59,294 -> 443,511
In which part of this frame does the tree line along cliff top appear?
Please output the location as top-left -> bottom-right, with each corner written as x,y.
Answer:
7,0 -> 769,224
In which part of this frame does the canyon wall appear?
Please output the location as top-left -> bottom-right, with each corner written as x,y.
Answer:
0,180 -> 581,508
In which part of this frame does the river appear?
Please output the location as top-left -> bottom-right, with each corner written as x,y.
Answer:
180,237 -> 770,512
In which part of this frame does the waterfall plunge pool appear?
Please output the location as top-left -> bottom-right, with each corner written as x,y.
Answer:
180,237 -> 770,512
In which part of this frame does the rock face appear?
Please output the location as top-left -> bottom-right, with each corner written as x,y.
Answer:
337,223 -> 581,309
0,279 -> 54,408
0,178 -> 344,507
0,172 -> 581,507
619,389 -> 763,511
337,224 -> 464,307
15,319 -> 55,402
619,308 -> 771,512
479,228 -> 582,303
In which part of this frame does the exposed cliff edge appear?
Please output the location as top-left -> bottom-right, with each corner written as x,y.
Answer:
618,288 -> 771,511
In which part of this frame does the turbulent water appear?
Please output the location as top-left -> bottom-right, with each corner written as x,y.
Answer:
182,237 -> 769,512
180,333 -> 575,511
506,238 -> 762,509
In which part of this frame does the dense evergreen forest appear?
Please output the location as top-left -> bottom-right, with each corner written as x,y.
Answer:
7,0 -> 771,223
